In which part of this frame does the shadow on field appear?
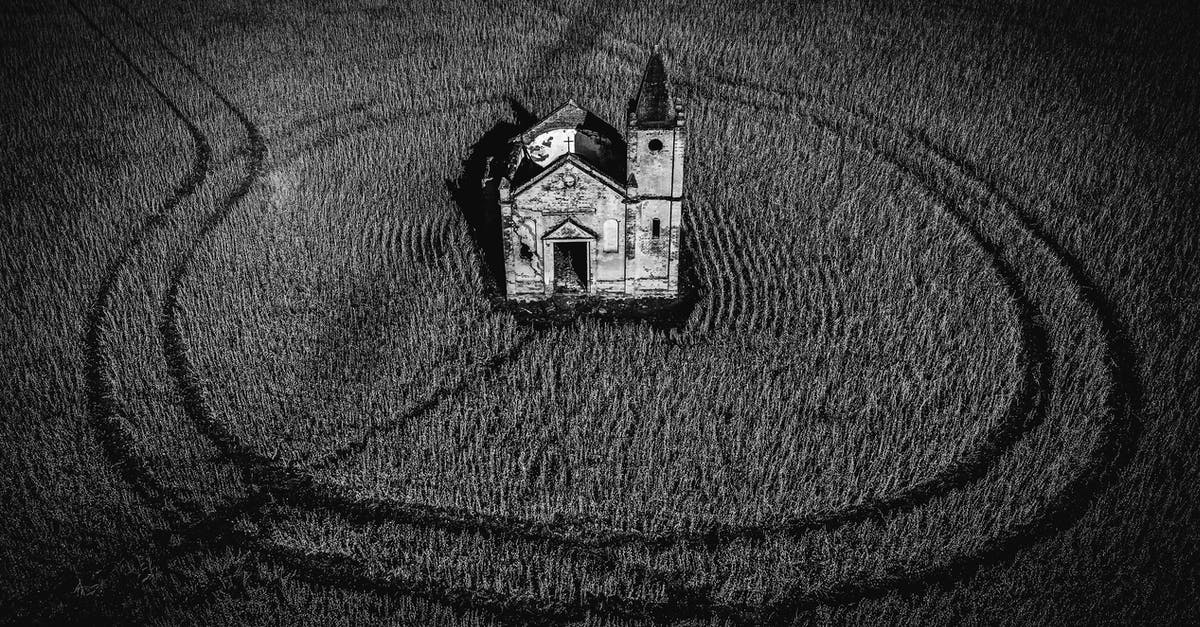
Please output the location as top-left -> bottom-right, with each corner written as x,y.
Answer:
445,97 -> 535,298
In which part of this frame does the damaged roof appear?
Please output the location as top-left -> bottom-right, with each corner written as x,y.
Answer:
516,100 -> 622,146
509,100 -> 626,189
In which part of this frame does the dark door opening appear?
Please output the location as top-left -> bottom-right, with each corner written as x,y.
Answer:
552,241 -> 588,293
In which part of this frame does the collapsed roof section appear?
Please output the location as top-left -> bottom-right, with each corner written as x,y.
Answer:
505,100 -> 626,190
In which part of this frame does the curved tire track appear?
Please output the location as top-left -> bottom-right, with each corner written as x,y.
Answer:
166,91 -> 1045,559
223,47 -> 1135,623
16,1 -> 220,620
75,4 -> 1138,624
259,66 -> 1130,622
70,0 -> 213,537
159,72 -> 1054,627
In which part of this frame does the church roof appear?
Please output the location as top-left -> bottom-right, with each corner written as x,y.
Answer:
512,152 -> 628,199
516,100 -> 623,146
518,100 -> 584,143
632,51 -> 674,126
509,100 -> 626,189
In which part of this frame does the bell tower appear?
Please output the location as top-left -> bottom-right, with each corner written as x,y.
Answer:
625,50 -> 685,296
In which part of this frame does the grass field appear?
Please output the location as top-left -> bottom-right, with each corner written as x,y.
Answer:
2,0 -> 1198,624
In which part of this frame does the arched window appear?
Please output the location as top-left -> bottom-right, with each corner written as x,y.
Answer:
651,218 -> 661,238
603,219 -> 620,252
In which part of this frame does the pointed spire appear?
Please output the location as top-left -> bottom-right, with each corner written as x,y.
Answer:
633,49 -> 673,125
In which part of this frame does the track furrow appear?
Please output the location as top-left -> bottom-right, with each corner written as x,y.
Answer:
71,0 -> 213,533
72,5 -> 1141,622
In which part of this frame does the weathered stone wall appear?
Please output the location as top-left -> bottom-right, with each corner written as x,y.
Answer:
626,111 -> 685,296
628,197 -> 681,295
509,159 -> 627,298
501,203 -> 546,300
627,125 -> 681,198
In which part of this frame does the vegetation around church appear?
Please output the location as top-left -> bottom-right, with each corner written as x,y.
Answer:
2,0 -> 1196,624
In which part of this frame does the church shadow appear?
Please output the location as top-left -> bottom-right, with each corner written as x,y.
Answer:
445,97 -> 534,299
445,98 -> 699,334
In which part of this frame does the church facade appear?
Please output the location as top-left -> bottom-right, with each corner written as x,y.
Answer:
498,52 -> 685,300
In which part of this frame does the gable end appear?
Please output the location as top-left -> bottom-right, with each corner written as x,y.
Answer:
511,152 -> 628,198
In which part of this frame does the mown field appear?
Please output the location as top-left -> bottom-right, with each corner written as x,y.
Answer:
2,0 -> 1197,624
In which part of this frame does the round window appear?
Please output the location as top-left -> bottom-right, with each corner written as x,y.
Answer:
648,138 -> 664,152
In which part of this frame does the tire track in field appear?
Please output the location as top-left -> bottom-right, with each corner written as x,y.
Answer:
171,24 -> 1045,559
14,1 -> 222,620
98,4 -> 390,615
56,3 -> 1041,614
93,0 -> 295,566
111,0 -> 273,521
135,0 -> 643,614
229,50 -> 1076,624
193,97 -> 1048,553
669,68 -> 1138,621
143,92 -> 623,573
902,127 -> 1142,464
149,0 -> 632,513
89,4 -> 1133,624
33,3 -> 561,622
306,328 -> 538,472
250,542 -> 755,626
119,52 -> 1042,627
158,93 -> 528,480
69,0 -> 211,528
251,45 -> 1123,619
162,66 -> 1052,627
150,85 -> 1016,627
589,47 -> 1134,613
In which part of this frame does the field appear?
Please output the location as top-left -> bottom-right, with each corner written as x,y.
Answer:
2,0 -> 1198,624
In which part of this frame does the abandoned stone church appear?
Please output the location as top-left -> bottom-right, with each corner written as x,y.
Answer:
499,52 -> 685,300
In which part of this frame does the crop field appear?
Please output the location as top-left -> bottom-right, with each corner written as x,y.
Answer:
2,0 -> 1198,624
